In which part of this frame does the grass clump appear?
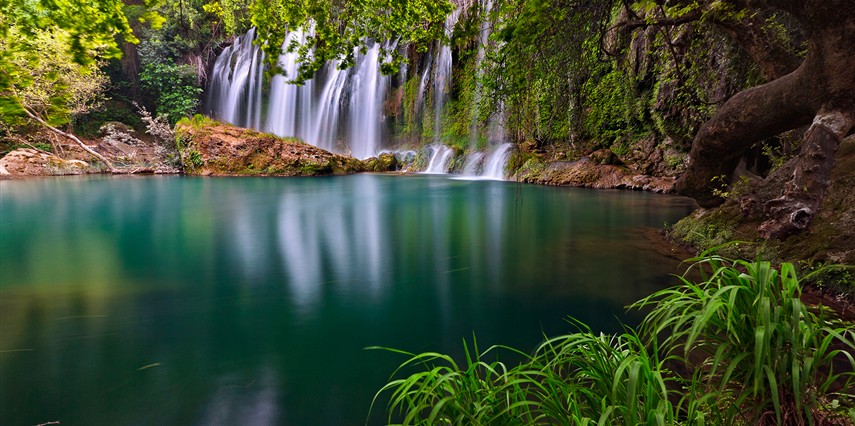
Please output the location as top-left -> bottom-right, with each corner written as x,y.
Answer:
371,255 -> 855,425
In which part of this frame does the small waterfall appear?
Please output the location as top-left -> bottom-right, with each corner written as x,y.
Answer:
462,152 -> 485,175
433,9 -> 461,143
415,53 -> 432,117
481,143 -> 513,180
423,145 -> 455,174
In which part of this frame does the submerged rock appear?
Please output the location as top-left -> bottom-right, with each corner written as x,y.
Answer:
175,117 -> 365,176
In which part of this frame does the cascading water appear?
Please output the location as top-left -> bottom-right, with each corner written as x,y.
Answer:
206,2 -> 513,171
423,145 -> 455,174
266,30 -> 311,139
349,44 -> 387,159
206,28 -> 264,129
481,143 -> 513,180
462,152 -> 486,175
433,9 -> 461,144
206,30 -> 390,159
452,143 -> 512,181
415,53 -> 432,118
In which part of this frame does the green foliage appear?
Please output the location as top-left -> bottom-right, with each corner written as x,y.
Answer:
0,0 -> 138,123
487,0 -> 613,145
373,257 -> 855,425
139,61 -> 202,124
186,149 -> 203,168
199,0 -> 453,83
1,19 -> 110,126
669,210 -> 737,252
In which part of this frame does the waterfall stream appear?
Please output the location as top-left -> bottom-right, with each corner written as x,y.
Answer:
207,31 -> 390,159
205,1 -> 512,177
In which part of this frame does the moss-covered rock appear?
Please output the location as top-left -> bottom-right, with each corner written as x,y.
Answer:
510,153 -> 675,193
175,117 -> 365,176
363,152 -> 398,172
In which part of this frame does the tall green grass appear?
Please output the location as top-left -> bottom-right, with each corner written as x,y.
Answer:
634,255 -> 855,425
370,256 -> 855,425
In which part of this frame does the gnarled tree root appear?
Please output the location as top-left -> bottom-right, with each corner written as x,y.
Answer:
759,111 -> 853,239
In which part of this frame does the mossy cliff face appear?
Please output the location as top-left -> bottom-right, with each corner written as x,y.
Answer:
175,117 -> 366,176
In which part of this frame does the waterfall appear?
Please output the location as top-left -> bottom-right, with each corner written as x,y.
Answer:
306,63 -> 349,152
462,152 -> 485,175
416,53 -> 432,118
266,30 -> 310,139
206,4 -> 511,164
207,29 -> 264,128
206,30 -> 390,159
433,9 -> 461,144
349,44 -> 388,159
481,143 -> 512,180
423,145 -> 455,174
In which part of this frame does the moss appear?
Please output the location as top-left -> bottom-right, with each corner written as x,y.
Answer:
799,263 -> 855,297
669,208 -> 740,253
299,162 -> 331,175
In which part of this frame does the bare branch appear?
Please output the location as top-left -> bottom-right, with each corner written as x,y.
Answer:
21,107 -> 117,172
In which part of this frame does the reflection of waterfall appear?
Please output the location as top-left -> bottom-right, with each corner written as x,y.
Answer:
199,367 -> 279,425
207,31 -> 390,159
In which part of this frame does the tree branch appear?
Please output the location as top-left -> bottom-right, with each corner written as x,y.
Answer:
611,10 -> 702,33
21,107 -> 117,173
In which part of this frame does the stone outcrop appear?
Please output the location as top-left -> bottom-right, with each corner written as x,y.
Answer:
511,155 -> 676,193
175,118 -> 365,176
0,148 -> 91,177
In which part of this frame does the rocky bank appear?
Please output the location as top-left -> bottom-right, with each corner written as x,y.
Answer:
174,117 -> 397,176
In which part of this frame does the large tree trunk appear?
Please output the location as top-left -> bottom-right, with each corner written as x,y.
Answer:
675,0 -> 855,237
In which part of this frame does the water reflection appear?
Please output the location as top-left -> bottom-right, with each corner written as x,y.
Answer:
0,175 -> 695,425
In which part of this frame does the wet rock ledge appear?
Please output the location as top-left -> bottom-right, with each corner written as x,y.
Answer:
175,117 -> 386,176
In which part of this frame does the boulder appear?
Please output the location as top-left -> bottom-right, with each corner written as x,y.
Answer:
0,148 -> 90,176
175,118 -> 365,176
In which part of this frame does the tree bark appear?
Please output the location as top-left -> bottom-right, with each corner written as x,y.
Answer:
759,110 -> 854,238
675,0 -> 855,240
674,69 -> 814,207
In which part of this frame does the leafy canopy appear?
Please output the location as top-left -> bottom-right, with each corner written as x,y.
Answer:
0,0 -> 141,124
207,0 -> 455,83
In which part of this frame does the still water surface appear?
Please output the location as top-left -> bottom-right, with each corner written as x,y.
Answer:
0,174 -> 695,425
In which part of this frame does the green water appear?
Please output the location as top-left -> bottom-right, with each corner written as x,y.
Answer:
0,174 -> 695,425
